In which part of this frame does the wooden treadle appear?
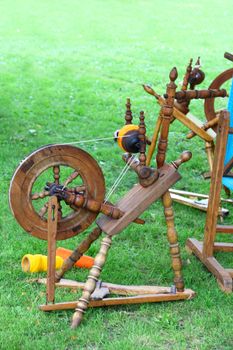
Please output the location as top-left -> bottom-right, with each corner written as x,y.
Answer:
97,163 -> 181,236
39,289 -> 195,311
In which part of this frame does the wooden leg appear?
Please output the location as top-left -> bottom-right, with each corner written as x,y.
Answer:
203,113 -> 229,258
186,112 -> 232,292
205,141 -> 215,173
162,191 -> 184,292
186,238 -> 232,292
146,113 -> 162,166
55,227 -> 102,282
46,196 -> 58,303
71,235 -> 112,329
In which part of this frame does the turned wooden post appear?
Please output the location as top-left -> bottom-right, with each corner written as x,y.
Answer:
55,227 -> 102,282
156,67 -> 184,291
53,166 -> 62,220
156,67 -> 178,169
162,191 -> 184,291
205,141 -> 215,173
125,98 -> 133,124
138,111 -> 146,166
176,58 -> 193,114
71,235 -> 113,329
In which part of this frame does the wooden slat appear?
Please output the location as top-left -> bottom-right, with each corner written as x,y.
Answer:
170,193 -> 228,216
170,189 -> 233,204
213,243 -> 233,252
203,112 -> 229,257
216,225 -> 233,233
39,289 -> 195,311
37,278 -> 174,295
173,109 -> 215,142
97,164 -> 180,236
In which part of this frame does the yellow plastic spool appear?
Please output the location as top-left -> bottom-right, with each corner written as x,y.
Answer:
117,124 -> 139,151
21,254 -> 64,273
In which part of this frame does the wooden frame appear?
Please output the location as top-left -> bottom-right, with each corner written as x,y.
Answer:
186,111 -> 233,293
34,68 -> 196,329
39,162 -> 195,326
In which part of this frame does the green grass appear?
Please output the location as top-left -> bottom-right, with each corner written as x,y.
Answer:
1,0 -> 233,349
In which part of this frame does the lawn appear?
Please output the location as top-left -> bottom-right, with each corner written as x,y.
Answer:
0,0 -> 233,349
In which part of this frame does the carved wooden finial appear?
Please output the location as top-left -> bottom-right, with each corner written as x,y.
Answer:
138,111 -> 146,166
169,67 -> 178,82
125,98 -> 133,125
171,151 -> 192,169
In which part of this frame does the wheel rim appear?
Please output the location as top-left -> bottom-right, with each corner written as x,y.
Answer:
204,68 -> 233,131
9,144 -> 105,240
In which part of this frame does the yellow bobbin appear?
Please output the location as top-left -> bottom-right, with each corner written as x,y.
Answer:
117,124 -> 139,151
21,254 -> 64,273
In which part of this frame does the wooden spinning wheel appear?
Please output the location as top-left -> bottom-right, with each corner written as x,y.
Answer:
204,68 -> 233,131
9,67 -> 196,330
9,144 -> 105,241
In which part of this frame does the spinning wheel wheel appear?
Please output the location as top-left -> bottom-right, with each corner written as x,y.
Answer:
204,68 -> 233,131
9,144 -> 105,241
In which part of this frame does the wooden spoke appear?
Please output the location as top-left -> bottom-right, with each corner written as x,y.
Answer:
63,170 -> 79,188
39,202 -> 49,218
53,166 -> 60,185
31,190 -> 50,200
66,185 -> 86,193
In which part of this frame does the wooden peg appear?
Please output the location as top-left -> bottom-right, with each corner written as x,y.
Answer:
125,98 -> 133,125
195,56 -> 201,67
182,58 -> 193,91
